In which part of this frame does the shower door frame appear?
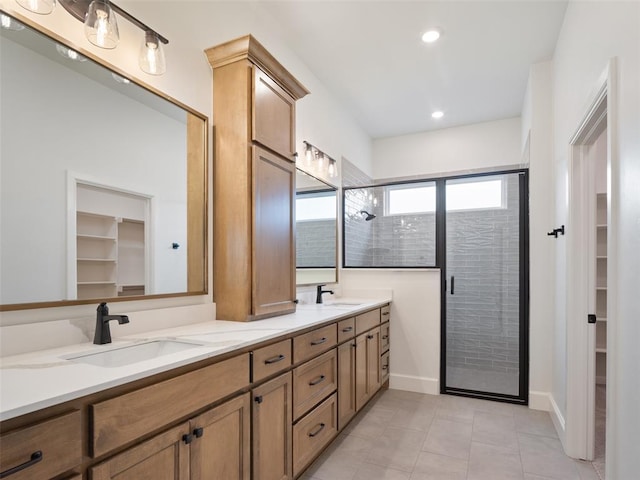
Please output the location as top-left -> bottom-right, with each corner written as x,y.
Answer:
438,169 -> 530,405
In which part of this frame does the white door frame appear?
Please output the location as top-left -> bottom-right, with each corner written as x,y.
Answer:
565,58 -> 617,470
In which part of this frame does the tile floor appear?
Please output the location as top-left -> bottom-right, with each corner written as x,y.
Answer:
301,389 -> 600,480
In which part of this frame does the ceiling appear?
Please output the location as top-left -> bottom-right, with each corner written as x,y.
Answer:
130,1 -> 569,140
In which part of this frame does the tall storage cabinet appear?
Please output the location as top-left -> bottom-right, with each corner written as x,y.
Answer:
206,35 -> 309,322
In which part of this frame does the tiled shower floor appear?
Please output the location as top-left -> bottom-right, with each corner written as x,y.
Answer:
302,389 -> 599,480
446,366 -> 520,397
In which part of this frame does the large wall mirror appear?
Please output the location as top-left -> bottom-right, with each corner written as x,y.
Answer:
296,169 -> 338,285
0,12 -> 208,311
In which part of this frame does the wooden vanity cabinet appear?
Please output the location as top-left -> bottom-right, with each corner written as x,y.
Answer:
252,372 -> 293,480
0,410 -> 81,480
206,35 -> 309,322
337,340 -> 357,429
91,393 -> 251,480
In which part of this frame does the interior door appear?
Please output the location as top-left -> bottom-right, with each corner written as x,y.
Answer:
442,171 -> 528,403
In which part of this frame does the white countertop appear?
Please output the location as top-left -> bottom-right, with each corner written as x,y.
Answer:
0,298 -> 390,422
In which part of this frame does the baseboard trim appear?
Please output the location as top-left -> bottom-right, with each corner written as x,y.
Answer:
549,394 -> 567,448
529,391 -> 551,411
389,374 -> 439,395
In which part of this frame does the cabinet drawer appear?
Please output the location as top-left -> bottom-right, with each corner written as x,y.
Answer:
91,353 -> 250,457
337,317 -> 356,343
252,338 -> 292,382
381,304 -> 390,321
0,410 -> 81,480
381,321 -> 390,353
293,324 -> 337,364
293,349 -> 337,420
252,67 -> 295,159
355,308 -> 381,335
292,393 -> 338,477
381,350 -> 390,384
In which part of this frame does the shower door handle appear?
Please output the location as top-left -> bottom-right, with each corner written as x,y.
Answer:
450,276 -> 455,295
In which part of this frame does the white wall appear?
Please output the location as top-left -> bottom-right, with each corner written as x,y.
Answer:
0,1 -> 372,325
373,117 -> 522,179
341,270 -> 441,394
551,2 -> 640,476
520,62 -> 556,412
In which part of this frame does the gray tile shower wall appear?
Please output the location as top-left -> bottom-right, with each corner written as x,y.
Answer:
445,174 -> 521,375
343,159 -> 375,266
296,220 -> 336,267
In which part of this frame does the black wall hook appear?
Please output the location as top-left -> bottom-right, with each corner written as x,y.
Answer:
547,225 -> 565,238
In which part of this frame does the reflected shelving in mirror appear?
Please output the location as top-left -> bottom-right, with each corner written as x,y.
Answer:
295,169 -> 338,286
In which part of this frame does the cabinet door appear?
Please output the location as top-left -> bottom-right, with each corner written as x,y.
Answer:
337,341 -> 357,429
354,333 -> 369,411
91,422 -> 189,480
191,393 -> 251,480
252,147 -> 296,318
252,372 -> 293,480
367,327 -> 382,395
252,67 -> 295,159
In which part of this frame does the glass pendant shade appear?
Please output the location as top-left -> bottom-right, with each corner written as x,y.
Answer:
15,0 -> 55,15
84,0 -> 119,49
139,31 -> 166,75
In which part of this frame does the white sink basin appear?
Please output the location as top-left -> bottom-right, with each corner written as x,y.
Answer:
64,340 -> 204,368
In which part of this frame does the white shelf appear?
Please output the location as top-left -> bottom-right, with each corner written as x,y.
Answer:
77,234 -> 116,241
597,317 -> 607,322
78,281 -> 117,285
77,258 -> 116,263
596,348 -> 607,354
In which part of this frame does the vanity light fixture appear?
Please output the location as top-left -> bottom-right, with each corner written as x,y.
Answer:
84,0 -> 119,49
15,0 -> 55,15
16,0 -> 171,74
432,110 -> 444,119
1,13 -> 25,30
421,28 -> 441,43
139,31 -> 166,75
303,141 -> 338,178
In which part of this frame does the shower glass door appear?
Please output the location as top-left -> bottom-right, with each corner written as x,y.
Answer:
442,171 -> 528,402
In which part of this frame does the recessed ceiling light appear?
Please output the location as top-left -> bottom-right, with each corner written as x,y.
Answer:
432,111 -> 444,119
421,29 -> 441,43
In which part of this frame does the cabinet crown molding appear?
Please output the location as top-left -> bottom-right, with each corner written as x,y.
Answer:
205,34 -> 310,100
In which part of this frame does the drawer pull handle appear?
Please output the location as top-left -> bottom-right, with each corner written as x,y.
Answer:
382,335 -> 389,340
308,423 -> 326,438
264,354 -> 286,365
255,395 -> 263,404
193,427 -> 204,438
382,312 -> 390,316
341,326 -> 353,332
308,375 -> 326,386
367,334 -> 374,339
0,451 -> 42,478
182,434 -> 193,445
311,337 -> 327,346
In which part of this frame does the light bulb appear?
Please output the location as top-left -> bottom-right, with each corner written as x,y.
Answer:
421,29 -> 441,43
328,160 -> 336,177
305,145 -> 313,166
139,31 -> 166,75
84,0 -> 119,49
432,111 -> 444,119
15,0 -> 55,15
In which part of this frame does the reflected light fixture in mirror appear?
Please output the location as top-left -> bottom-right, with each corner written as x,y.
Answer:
1,13 -> 25,30
15,0 -> 55,15
84,0 -> 119,49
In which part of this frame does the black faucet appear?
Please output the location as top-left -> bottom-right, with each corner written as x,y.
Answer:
316,285 -> 334,304
94,302 -> 130,345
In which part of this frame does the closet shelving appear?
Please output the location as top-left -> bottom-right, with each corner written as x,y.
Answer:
595,193 -> 607,384
76,212 -> 145,300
